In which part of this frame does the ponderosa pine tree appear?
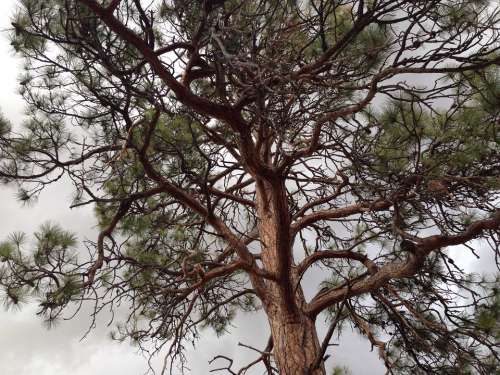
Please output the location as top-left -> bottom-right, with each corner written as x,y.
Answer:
0,0 -> 499,374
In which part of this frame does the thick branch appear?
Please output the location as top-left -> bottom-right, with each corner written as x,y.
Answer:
305,212 -> 500,317
78,0 -> 273,177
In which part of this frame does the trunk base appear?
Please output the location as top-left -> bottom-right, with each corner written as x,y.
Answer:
268,310 -> 326,375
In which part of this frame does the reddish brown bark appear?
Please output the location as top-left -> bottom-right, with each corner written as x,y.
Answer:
267,300 -> 325,375
254,179 -> 326,374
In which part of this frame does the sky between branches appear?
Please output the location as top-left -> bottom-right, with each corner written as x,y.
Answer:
0,1 -> 497,374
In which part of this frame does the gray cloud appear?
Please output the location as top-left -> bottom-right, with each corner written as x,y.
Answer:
2,1 -> 492,374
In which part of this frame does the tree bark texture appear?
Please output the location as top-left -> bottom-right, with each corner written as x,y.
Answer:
266,297 -> 326,375
255,179 -> 326,374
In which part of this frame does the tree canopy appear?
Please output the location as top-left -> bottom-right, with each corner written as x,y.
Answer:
0,0 -> 499,374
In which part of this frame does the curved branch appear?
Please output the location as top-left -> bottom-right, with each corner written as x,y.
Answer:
292,198 -> 392,235
297,250 -> 378,277
305,212 -> 500,317
84,198 -> 132,286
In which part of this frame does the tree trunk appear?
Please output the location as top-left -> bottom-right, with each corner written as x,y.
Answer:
266,299 -> 326,375
254,179 -> 326,374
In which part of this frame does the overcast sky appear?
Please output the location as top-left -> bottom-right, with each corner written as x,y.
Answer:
0,1 -> 496,375
0,2 -> 386,374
